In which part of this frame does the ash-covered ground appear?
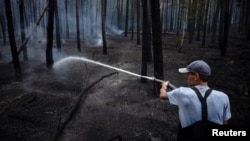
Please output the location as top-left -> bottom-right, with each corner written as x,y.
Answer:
0,32 -> 250,141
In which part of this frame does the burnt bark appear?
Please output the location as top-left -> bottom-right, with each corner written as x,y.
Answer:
201,0 -> 210,47
19,0 -> 28,61
0,0 -> 6,45
65,0 -> 69,38
46,0 -> 55,68
221,0 -> 230,56
124,0 -> 129,37
151,0 -> 164,95
4,0 -> 22,81
76,0 -> 81,52
210,0 -> 220,43
55,0 -> 61,51
136,0 -> 141,45
102,0 -> 107,54
141,0 -> 151,83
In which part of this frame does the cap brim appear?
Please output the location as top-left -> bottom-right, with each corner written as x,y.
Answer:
178,68 -> 190,73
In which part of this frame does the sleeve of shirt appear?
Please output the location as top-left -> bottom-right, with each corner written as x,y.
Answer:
167,88 -> 182,106
223,95 -> 232,121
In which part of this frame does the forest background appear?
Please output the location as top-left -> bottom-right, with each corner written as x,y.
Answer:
0,0 -> 250,141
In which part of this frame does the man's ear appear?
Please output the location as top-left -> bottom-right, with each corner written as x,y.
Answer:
194,73 -> 200,80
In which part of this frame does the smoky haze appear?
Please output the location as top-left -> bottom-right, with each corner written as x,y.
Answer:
9,0 -> 125,47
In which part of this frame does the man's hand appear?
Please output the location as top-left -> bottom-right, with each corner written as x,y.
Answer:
160,81 -> 169,100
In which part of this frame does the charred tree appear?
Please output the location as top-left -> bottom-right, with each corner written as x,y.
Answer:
46,0 -> 55,68
247,0 -> 250,40
221,0 -> 230,56
4,0 -> 22,81
141,0 -> 151,83
55,0 -> 61,51
117,0 -> 123,30
188,0 -> 197,44
169,0 -> 174,32
218,0 -> 224,42
0,0 -> 6,45
130,0 -> 135,40
151,0 -> 164,95
65,0 -> 70,38
201,0 -> 210,47
136,0 -> 141,45
54,0 -> 61,51
19,0 -> 28,61
76,0 -> 81,52
124,0 -> 129,37
102,0 -> 107,54
210,0 -> 220,43
196,0 -> 205,41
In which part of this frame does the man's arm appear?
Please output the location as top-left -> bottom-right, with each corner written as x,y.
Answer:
160,81 -> 169,100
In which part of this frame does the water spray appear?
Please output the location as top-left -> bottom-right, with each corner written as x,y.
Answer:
53,56 -> 177,90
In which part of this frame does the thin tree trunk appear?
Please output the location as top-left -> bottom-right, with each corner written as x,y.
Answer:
0,0 -> 7,45
141,0 -> 152,83
131,0 -> 135,40
151,0 -> 164,96
4,0 -> 22,81
169,0 -> 174,31
102,0 -> 107,54
46,0 -> 55,68
247,0 -> 250,40
76,0 -> 81,52
65,0 -> 69,38
136,0 -> 141,45
201,0 -> 210,47
124,0 -> 129,37
55,0 -> 61,51
210,0 -> 220,43
218,0 -> 224,42
165,0 -> 169,34
196,0 -> 205,41
19,0 -> 28,61
238,0 -> 244,32
221,0 -> 229,56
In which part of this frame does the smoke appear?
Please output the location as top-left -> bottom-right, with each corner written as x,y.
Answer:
106,24 -> 124,35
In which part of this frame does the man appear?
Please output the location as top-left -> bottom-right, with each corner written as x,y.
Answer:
160,60 -> 231,140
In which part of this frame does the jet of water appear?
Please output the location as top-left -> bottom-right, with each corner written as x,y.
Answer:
53,56 -> 176,89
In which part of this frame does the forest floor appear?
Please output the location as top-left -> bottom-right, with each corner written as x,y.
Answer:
0,31 -> 250,141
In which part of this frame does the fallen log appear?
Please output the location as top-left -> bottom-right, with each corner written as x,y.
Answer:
17,2 -> 49,56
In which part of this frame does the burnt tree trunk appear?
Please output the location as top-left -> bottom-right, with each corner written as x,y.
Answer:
136,0 -> 141,45
102,0 -> 107,54
4,0 -> 22,81
221,0 -> 229,56
46,0 -> 55,68
130,0 -> 135,40
0,0 -> 6,45
124,0 -> 129,37
246,0 -> 250,40
65,0 -> 69,38
55,0 -> 61,51
210,0 -> 220,43
19,0 -> 28,61
196,0 -> 205,41
76,0 -> 81,52
141,0 -> 151,83
201,0 -> 210,47
151,0 -> 164,95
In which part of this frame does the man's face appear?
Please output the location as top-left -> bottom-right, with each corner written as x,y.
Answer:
186,72 -> 197,86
